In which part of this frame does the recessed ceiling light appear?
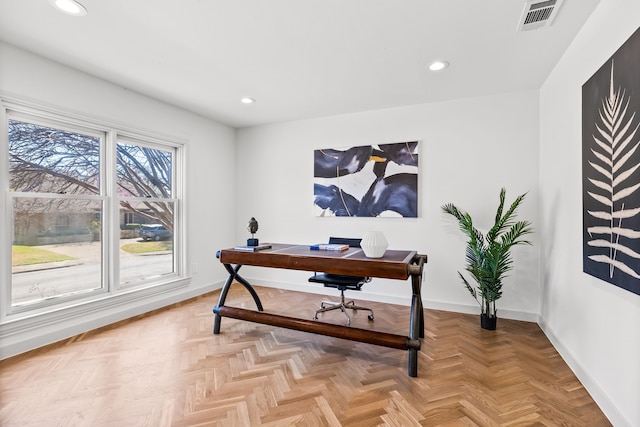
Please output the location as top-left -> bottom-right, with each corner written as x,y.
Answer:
428,60 -> 449,71
241,97 -> 256,104
49,0 -> 87,16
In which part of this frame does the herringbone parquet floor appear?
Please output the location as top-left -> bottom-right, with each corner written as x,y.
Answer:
0,285 -> 611,426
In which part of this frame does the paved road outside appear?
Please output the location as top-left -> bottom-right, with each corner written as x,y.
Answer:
11,238 -> 174,305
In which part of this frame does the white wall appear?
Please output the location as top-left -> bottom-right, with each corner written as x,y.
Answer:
0,42 -> 234,358
2,8 -> 635,422
235,91 -> 540,320
539,1 -> 640,426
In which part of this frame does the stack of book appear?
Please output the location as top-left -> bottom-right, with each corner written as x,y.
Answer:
309,243 -> 349,251
233,244 -> 272,252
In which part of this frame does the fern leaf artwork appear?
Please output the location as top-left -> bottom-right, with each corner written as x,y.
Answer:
582,27 -> 640,296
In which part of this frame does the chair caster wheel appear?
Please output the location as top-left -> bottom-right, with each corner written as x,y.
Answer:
368,314 -> 374,321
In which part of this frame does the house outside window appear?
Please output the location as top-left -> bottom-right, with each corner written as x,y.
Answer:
2,102 -> 185,319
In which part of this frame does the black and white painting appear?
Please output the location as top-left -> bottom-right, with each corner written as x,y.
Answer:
313,141 -> 418,217
582,26 -> 640,296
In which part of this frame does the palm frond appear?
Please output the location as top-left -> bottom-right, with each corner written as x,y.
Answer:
458,272 -> 480,305
500,221 -> 533,248
441,203 -> 464,221
487,190 -> 527,244
493,188 -> 506,229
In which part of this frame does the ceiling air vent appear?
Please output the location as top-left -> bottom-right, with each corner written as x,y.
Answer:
517,0 -> 563,32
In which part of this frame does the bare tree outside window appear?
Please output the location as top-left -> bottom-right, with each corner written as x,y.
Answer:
117,141 -> 174,231
8,118 -> 178,307
9,120 -> 100,194
9,120 -> 174,228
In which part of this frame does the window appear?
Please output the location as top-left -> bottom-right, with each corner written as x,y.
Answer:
8,118 -> 105,308
123,212 -> 134,225
117,138 -> 177,288
3,104 -> 184,318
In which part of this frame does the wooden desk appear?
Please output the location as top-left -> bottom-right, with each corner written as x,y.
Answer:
213,243 -> 427,377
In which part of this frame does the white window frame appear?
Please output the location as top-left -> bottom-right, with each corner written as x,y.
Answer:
115,134 -> 181,290
0,97 -> 187,325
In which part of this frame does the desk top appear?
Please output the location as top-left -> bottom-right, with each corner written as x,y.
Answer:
218,243 -> 417,280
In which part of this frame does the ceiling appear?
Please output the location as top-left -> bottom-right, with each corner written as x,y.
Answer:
0,0 -> 601,128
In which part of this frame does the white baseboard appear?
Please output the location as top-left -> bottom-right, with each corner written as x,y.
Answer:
0,281 -> 223,360
0,275 -> 539,360
3,276 -> 625,426
247,278 -> 538,322
538,317 -> 627,427
253,278 -> 412,305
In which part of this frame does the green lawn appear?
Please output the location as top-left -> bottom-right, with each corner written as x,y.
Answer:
11,241 -> 171,267
12,245 -> 77,266
121,241 -> 173,254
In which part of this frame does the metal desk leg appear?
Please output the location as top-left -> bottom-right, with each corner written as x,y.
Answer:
213,263 -> 264,334
213,265 -> 236,334
408,294 -> 421,377
224,264 -> 264,312
407,254 -> 427,376
416,288 -> 424,339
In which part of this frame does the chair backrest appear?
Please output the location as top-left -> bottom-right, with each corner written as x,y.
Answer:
311,237 -> 370,284
328,237 -> 361,248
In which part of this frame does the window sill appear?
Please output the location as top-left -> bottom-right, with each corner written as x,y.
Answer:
0,276 -> 193,358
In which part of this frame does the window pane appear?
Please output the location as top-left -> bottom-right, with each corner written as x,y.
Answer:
11,197 -> 103,307
9,120 -> 100,195
4,108 -> 183,318
119,201 -> 175,288
116,142 -> 173,198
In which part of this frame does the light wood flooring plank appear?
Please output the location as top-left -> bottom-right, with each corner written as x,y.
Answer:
0,285 -> 611,426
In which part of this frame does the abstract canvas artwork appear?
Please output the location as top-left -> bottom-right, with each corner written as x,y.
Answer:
582,26 -> 640,296
313,141 -> 418,217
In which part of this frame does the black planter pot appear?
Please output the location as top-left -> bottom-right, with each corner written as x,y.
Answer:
480,314 -> 497,330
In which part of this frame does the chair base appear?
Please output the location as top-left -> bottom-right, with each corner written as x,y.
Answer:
313,292 -> 374,326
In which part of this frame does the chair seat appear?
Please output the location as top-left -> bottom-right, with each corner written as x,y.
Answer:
308,273 -> 367,288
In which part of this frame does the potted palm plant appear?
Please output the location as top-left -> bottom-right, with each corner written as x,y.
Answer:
441,188 -> 533,330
